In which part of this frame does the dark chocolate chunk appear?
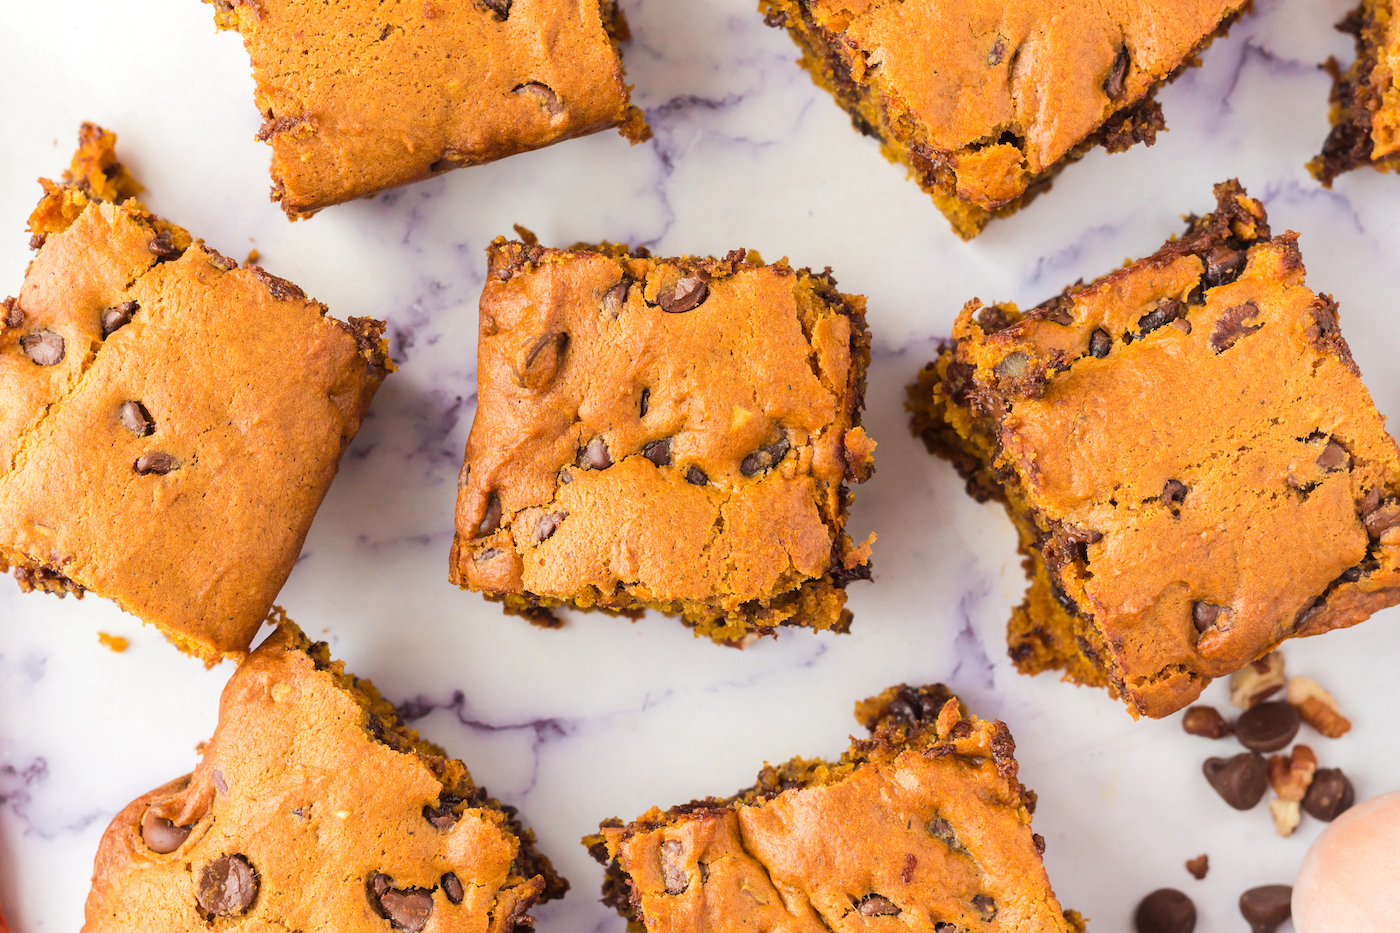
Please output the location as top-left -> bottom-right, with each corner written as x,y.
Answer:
1171,317 -> 1193,334
582,436 -> 612,470
741,437 -> 790,477
1181,706 -> 1230,739
1203,243 -> 1246,287
1302,768 -> 1354,821
1030,294 -> 1073,325
481,0 -> 511,18
685,466 -> 708,486
441,872 -> 464,904
423,795 -> 462,830
1192,602 -> 1228,633
661,839 -> 688,894
476,493 -> 501,536
1364,497 -> 1400,538
642,437 -> 672,467
604,277 -> 631,316
1088,328 -> 1112,358
1234,701 -> 1299,752
1103,46 -> 1130,100
378,885 -> 434,932
121,401 -> 154,437
972,894 -> 997,921
134,451 -> 177,475
148,231 -> 180,259
1238,885 -> 1291,933
928,817 -> 960,850
533,510 -> 565,544
20,330 -> 64,366
1032,833 -> 1046,855
102,301 -> 137,336
857,895 -> 899,917
1134,888 -> 1196,933
140,808 -> 191,853
1210,302 -> 1263,352
2,297 -> 22,328
639,386 -> 650,417
1203,752 -> 1268,810
1139,299 -> 1183,335
1162,479 -> 1188,508
1185,854 -> 1209,880
196,854 -> 259,916
659,276 -> 708,314
1316,439 -> 1350,471
515,81 -> 563,115
518,331 -> 568,390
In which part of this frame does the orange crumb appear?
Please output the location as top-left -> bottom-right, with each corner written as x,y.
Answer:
246,248 -> 260,264
98,632 -> 130,653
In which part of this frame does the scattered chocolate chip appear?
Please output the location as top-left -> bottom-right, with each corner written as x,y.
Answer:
642,437 -> 672,467
141,808 -> 191,853
196,854 -> 259,916
928,817 -> 960,850
638,386 -> 650,417
514,81 -> 563,115
1185,854 -> 1209,880
1301,768 -> 1354,821
533,510 -> 565,544
1239,885 -> 1291,933
1103,46 -> 1130,100
518,331 -> 569,390
1203,752 -> 1268,810
976,305 -> 1016,333
1162,479 -> 1188,508
740,437 -> 790,477
20,330 -> 64,366
857,895 -> 899,917
987,36 -> 1006,66
661,839 -> 688,894
249,266 -> 306,302
1210,301 -> 1263,352
120,401 -> 154,437
422,795 -> 463,830
1234,701 -> 1299,753
441,872 -> 464,904
1030,294 -> 1073,325
102,301 -> 138,337
481,0 -> 510,18
1032,833 -> 1045,855
1203,243 -> 1246,287
376,880 -> 434,932
604,278 -> 631,317
148,231 -> 180,259
1182,706 -> 1231,739
972,895 -> 997,922
686,466 -> 708,486
1139,299 -> 1183,335
134,451 -> 177,475
1134,888 -> 1196,933
1171,317 -> 1192,334
28,233 -> 46,251
1364,497 -> 1400,538
581,437 -> 611,470
1192,602 -> 1228,633
2,297 -> 22,328
1089,328 -> 1112,358
476,493 -> 501,536
1316,439 -> 1350,471
659,276 -> 708,314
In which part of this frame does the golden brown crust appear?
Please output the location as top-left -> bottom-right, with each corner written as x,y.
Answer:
450,240 -> 876,645
83,617 -> 564,933
207,0 -> 651,216
1310,0 -> 1400,184
588,684 -> 1079,932
0,125 -> 389,663
907,181 -> 1400,718
760,0 -> 1251,238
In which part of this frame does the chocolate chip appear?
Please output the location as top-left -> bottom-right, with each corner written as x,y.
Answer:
482,0 -> 510,18
1302,768 -> 1354,821
1210,301 -> 1263,352
1139,299 -> 1183,335
928,817 -> 960,850
422,795 -> 462,830
1364,497 -> 1400,537
1134,888 -> 1196,933
196,854 -> 259,916
371,875 -> 434,932
134,451 -> 177,475
741,437 -> 790,477
533,510 -> 565,544
1182,706 -> 1230,739
2,297 -> 23,328
659,276 -> 708,314
994,351 -> 1030,379
441,872 -> 464,904
248,266 -> 306,302
1030,294 -> 1073,325
1203,752 -> 1268,809
1103,46 -> 1130,100
581,437 -> 611,470
1234,701 -> 1299,752
141,808 -> 191,853
661,839 -> 688,894
514,81 -> 563,115
642,437 -> 672,467
1032,833 -> 1045,854
1162,479 -> 1188,508
686,466 -> 707,486
639,387 -> 650,417
148,231 -> 180,259
857,895 -> 899,916
475,493 -> 502,537
1185,854 -> 1209,880
1203,243 -> 1247,287
1172,317 -> 1192,334
1316,439 -> 1350,471
518,332 -> 568,390
604,278 -> 631,316
1239,885 -> 1291,933
1089,328 -> 1112,358
987,36 -> 1006,66
212,769 -> 227,794
20,330 -> 64,366
121,401 -> 154,437
102,301 -> 138,337
1192,602 -> 1228,633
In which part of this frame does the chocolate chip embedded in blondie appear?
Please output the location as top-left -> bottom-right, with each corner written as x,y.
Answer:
586,684 -> 1083,933
207,0 -> 650,217
450,239 -> 876,645
908,180 -> 1400,719
83,616 -> 566,932
0,125 -> 390,664
1309,0 -> 1400,185
759,0 -> 1252,239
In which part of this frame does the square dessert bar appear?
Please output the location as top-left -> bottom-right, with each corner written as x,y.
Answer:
84,617 -> 566,931
208,0 -> 650,217
450,239 -> 876,645
908,181 -> 1400,719
0,125 -> 390,664
1310,0 -> 1400,184
587,684 -> 1084,932
760,0 -> 1251,239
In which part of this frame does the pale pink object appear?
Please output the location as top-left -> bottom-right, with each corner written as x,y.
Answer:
1293,790 -> 1400,931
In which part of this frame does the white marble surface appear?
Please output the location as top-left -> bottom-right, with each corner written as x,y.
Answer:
3,0 -> 1400,930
